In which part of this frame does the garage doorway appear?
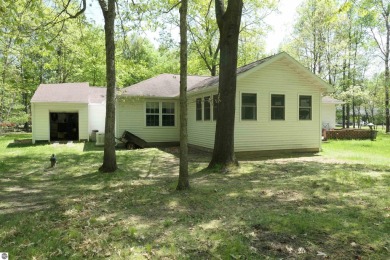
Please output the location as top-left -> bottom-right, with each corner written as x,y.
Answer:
50,113 -> 79,141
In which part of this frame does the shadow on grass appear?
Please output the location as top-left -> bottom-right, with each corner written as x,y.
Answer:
1,141 -> 390,259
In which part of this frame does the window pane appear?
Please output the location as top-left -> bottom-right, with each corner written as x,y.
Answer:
299,96 -> 311,107
162,115 -> 175,126
271,107 -> 285,120
299,108 -> 311,120
162,102 -> 175,114
204,96 -> 211,121
146,115 -> 159,126
196,98 -> 202,121
271,95 -> 284,106
146,102 -> 159,114
213,94 -> 218,121
241,93 -> 257,120
242,93 -> 256,105
299,96 -> 312,120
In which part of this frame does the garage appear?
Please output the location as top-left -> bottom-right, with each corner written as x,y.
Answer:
49,112 -> 79,141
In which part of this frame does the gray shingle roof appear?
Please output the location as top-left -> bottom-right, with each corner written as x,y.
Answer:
31,83 -> 107,104
122,74 -> 210,97
31,82 -> 91,103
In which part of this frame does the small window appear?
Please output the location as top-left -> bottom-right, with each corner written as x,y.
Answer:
299,95 -> 312,120
146,102 -> 159,126
196,98 -> 202,121
213,94 -> 219,121
162,102 -> 175,126
241,93 -> 257,120
271,94 -> 285,120
204,96 -> 211,121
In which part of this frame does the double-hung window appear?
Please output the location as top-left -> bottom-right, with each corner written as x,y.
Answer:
162,102 -> 175,126
299,95 -> 312,120
146,102 -> 160,126
271,94 -> 285,120
241,93 -> 257,120
146,102 -> 175,126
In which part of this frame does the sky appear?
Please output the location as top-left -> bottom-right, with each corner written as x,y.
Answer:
85,0 -> 304,55
264,0 -> 303,53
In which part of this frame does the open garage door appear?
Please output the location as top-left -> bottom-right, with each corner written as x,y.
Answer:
50,112 -> 79,141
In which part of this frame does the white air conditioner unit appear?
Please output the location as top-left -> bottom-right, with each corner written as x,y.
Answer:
96,133 -> 105,146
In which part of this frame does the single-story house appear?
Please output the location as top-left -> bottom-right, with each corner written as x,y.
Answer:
31,52 -> 334,153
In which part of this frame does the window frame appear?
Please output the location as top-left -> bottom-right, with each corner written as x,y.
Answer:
241,93 -> 257,120
162,102 -> 175,126
196,98 -> 202,121
145,101 -> 160,127
145,101 -> 176,127
299,95 -> 312,121
271,94 -> 285,120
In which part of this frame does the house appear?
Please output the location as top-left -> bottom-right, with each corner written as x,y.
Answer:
31,52 -> 334,154
321,96 -> 344,129
31,83 -> 106,142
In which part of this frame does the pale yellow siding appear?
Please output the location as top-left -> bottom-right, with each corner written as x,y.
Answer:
116,98 -> 180,143
32,102 -> 89,143
188,92 -> 217,149
188,59 -> 322,152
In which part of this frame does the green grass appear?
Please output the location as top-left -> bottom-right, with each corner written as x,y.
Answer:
0,133 -> 389,259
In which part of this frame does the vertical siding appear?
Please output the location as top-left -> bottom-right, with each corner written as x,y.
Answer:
31,102 -> 88,142
116,98 -> 180,142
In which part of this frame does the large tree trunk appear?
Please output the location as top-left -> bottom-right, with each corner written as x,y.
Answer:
208,0 -> 243,170
177,0 -> 190,190
99,0 -> 117,173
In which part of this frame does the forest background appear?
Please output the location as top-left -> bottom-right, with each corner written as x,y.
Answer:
0,0 -> 388,129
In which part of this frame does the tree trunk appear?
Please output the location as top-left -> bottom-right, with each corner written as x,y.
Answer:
177,0 -> 190,190
99,0 -> 117,173
208,0 -> 243,170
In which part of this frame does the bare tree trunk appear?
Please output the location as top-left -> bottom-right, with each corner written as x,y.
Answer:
177,0 -> 190,190
208,0 -> 243,170
99,0 -> 117,173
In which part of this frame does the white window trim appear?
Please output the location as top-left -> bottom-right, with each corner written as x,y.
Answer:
240,91 -> 258,121
145,101 -> 177,127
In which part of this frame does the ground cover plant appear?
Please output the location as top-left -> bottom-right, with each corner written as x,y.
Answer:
0,133 -> 389,259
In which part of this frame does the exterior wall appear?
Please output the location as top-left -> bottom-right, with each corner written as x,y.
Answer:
32,102 -> 89,143
188,59 -> 322,152
88,103 -> 106,134
188,91 -> 217,149
322,103 -> 337,129
116,98 -> 180,143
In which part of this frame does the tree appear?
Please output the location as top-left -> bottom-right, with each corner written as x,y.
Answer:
98,0 -> 117,173
208,0 -> 243,170
364,0 -> 390,132
177,0 -> 190,190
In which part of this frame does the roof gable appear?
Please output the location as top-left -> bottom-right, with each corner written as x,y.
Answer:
189,52 -> 334,94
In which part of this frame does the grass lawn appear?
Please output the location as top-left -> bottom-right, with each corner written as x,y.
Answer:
0,133 -> 389,259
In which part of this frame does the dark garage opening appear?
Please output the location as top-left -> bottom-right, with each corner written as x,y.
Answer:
50,112 -> 79,141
